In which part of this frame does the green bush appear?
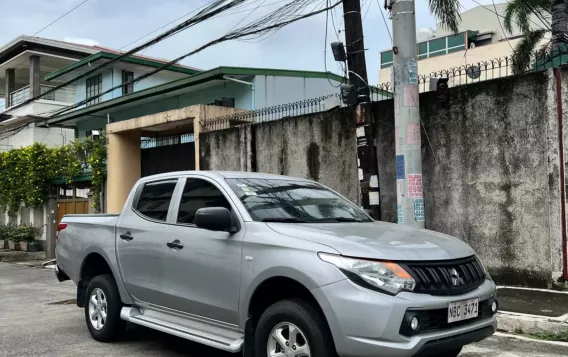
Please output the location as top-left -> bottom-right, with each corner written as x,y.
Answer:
0,225 -> 18,241
15,225 -> 41,243
0,136 -> 107,214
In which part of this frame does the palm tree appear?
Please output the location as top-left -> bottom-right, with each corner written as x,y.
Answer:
502,0 -> 567,73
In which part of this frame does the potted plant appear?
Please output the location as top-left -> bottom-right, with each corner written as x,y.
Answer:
17,225 -> 41,252
0,225 -> 8,249
6,225 -> 18,250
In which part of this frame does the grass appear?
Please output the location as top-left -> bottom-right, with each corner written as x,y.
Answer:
525,330 -> 568,342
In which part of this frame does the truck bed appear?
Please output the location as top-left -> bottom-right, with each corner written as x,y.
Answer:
56,214 -> 120,284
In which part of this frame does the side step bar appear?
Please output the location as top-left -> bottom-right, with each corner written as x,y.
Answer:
120,307 -> 244,352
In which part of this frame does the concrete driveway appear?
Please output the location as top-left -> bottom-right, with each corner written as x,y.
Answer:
1,262 -> 567,357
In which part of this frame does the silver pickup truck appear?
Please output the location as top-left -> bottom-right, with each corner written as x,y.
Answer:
55,171 -> 497,357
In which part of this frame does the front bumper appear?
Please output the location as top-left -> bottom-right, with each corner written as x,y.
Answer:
311,278 -> 497,357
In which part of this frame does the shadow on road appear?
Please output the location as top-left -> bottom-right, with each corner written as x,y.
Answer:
120,323 -> 234,356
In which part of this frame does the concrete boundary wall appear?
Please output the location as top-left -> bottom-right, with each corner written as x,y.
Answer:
199,108 -> 360,204
375,69 -> 565,287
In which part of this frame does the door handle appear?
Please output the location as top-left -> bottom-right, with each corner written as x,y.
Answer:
120,232 -> 133,241
167,240 -> 184,249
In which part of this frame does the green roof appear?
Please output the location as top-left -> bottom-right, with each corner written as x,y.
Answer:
45,51 -> 201,81
47,66 -> 357,124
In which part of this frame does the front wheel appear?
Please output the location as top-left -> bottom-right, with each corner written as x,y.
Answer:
254,299 -> 336,357
84,274 -> 126,342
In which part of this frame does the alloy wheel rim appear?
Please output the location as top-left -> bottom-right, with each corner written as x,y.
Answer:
88,288 -> 107,330
267,322 -> 311,357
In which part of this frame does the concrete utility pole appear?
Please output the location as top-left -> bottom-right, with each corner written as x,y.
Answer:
342,0 -> 381,220
389,0 -> 425,227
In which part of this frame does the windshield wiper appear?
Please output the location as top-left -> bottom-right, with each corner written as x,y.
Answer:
262,217 -> 310,223
330,217 -> 362,222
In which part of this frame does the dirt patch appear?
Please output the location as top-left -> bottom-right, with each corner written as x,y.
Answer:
498,288 -> 568,317
46,299 -> 76,305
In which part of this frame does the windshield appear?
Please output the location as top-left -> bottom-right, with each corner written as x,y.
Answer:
226,178 -> 372,223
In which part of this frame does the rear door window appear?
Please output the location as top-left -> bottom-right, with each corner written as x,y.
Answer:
135,180 -> 177,222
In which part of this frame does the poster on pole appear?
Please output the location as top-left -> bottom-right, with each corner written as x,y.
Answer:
407,174 -> 423,198
403,84 -> 419,107
409,60 -> 418,84
414,198 -> 425,222
407,122 -> 421,145
396,155 -> 405,180
397,179 -> 404,204
397,204 -> 403,224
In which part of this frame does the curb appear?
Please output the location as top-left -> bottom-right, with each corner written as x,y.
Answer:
497,311 -> 568,334
0,250 -> 46,263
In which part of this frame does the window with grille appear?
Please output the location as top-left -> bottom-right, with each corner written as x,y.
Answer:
122,70 -> 134,95
86,74 -> 102,106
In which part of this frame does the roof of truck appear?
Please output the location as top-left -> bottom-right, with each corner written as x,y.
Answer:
139,171 -> 313,182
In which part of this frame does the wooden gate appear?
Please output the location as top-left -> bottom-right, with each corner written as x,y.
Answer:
54,182 -> 91,224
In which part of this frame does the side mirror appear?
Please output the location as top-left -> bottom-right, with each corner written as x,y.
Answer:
363,209 -> 376,220
195,207 -> 236,233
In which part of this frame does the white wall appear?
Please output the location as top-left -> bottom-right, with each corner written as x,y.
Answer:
253,76 -> 343,109
0,126 -> 74,151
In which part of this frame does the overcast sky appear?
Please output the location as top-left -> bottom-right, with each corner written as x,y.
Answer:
1,0 -> 500,84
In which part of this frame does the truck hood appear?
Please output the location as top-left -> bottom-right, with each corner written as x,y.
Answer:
266,221 -> 475,261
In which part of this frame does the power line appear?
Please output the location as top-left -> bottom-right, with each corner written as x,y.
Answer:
324,0 -> 346,88
7,0 -> 250,115
492,0 -> 514,50
31,0 -> 91,37
118,2 -> 214,50
120,0 -> 291,51
469,0 -> 549,31
362,0 -> 372,22
48,0 -> 344,119
377,0 -> 392,43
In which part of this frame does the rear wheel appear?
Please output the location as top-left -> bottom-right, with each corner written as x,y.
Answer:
254,299 -> 335,357
84,274 -> 126,342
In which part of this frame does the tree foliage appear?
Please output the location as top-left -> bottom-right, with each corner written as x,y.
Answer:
0,136 -> 107,214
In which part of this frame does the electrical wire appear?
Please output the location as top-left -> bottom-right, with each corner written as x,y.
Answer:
47,0 -> 345,119
324,0 -> 346,88
511,0 -> 552,32
30,0 -> 91,38
469,0 -> 549,31
120,0 -> 291,51
377,0 -> 392,43
492,0 -> 514,50
7,0 -> 252,115
362,0 -> 373,22
118,1 -> 216,50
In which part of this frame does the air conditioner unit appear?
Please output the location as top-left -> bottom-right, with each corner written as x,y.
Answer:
86,130 -> 101,140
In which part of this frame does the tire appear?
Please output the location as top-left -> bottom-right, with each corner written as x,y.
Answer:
254,299 -> 336,357
84,274 -> 126,342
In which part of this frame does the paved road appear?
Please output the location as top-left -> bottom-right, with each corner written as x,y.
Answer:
1,262 -> 567,357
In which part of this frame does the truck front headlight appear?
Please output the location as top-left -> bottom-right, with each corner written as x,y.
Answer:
319,253 -> 415,295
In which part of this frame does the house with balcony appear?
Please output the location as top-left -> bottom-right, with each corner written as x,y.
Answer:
0,36 -> 101,150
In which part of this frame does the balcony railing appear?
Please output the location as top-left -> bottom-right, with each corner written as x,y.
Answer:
8,84 -> 76,107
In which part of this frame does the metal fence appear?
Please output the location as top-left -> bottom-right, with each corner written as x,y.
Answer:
141,133 -> 195,149
375,46 -> 568,94
200,88 -> 391,132
202,47 -> 568,132
201,94 -> 343,132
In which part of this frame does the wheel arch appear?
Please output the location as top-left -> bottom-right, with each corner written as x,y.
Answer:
77,251 -> 132,307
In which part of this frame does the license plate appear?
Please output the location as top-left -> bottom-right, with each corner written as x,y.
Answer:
448,298 -> 479,323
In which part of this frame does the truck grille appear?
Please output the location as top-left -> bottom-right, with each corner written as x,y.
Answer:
401,256 -> 486,296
